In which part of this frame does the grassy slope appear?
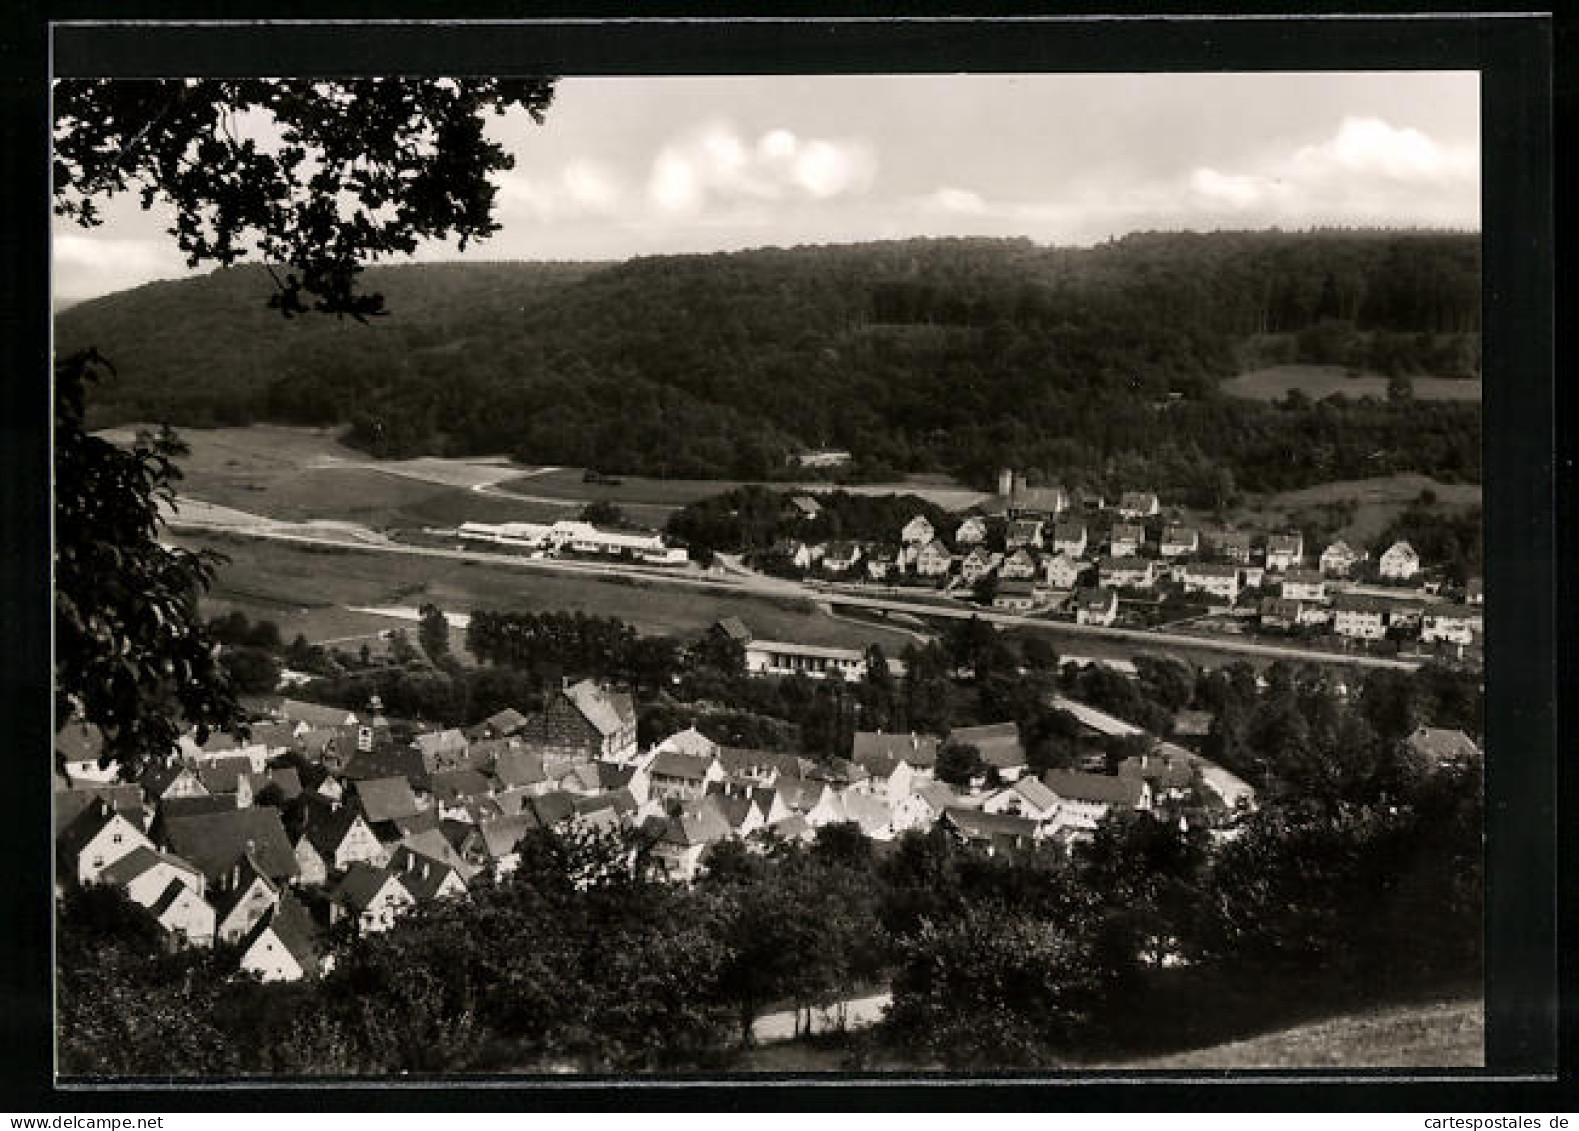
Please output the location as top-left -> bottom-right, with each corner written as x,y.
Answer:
1221,365 -> 1481,403
1110,998 -> 1484,1070
179,531 -> 918,651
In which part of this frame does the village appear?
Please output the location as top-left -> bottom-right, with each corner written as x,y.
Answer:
451,466 -> 1484,673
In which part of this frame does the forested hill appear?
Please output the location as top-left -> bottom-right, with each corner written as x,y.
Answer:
57,230 -> 1482,493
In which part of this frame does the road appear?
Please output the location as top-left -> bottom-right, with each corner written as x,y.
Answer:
166,516 -> 1422,672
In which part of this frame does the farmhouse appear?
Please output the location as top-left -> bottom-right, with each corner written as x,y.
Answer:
1379,541 -> 1421,580
1073,586 -> 1119,626
1160,525 -> 1199,558
1042,769 -> 1151,831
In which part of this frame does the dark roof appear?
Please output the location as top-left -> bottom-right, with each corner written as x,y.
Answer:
1054,522 -> 1086,540
340,746 -> 429,787
527,791 -> 578,828
332,862 -> 406,913
300,801 -> 367,858
160,808 -> 300,886
948,722 -> 1027,770
390,849 -> 465,902
352,777 -> 423,824
279,700 -> 360,729
248,767 -> 303,802
660,803 -> 733,848
493,747 -> 547,789
1186,562 -> 1240,578
97,844 -> 203,890
851,731 -> 940,771
482,707 -> 529,736
564,680 -> 635,737
942,807 -> 1039,841
714,616 -> 753,642
1074,586 -> 1118,611
141,761 -> 207,800
429,769 -> 493,805
1267,533 -> 1303,553
241,891 -> 320,974
715,746 -> 810,780
1333,593 -> 1393,614
197,758 -> 252,796
1042,769 -> 1147,807
55,785 -> 143,831
649,750 -> 716,781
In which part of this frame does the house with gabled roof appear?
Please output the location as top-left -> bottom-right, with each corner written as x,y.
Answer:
351,776 -> 424,827
890,781 -> 960,834
1000,547 -> 1039,581
1201,529 -> 1251,563
821,541 -> 864,573
653,725 -> 720,760
992,579 -> 1039,611
214,855 -> 282,944
1404,726 -> 1480,772
519,679 -> 638,769
701,790 -> 766,840
461,813 -> 539,877
480,707 -> 529,739
1052,522 -> 1088,557
840,792 -> 895,840
1118,746 -> 1199,803
1108,523 -> 1146,557
1006,519 -> 1045,550
1117,491 -> 1160,518
1320,540 -> 1362,576
279,700 -> 360,732
330,863 -> 415,934
1379,541 -> 1421,580
982,777 -> 1061,823
1043,552 -> 1084,590
492,747 -> 548,794
388,844 -> 469,903
647,750 -> 724,802
651,802 -> 734,883
959,547 -> 1000,586
100,844 -> 207,906
1073,586 -> 1120,627
1332,593 -> 1392,640
941,808 -> 1040,857
1265,532 -> 1305,571
864,546 -> 899,581
1042,769 -> 1151,831
239,892 -> 320,982
159,807 -> 300,890
913,538 -> 953,578
198,756 -> 256,805
296,801 -> 387,884
58,798 -> 155,888
428,768 -> 493,809
147,878 -> 216,950
852,730 -> 939,773
1099,556 -> 1156,590
1160,525 -> 1199,558
1421,604 -> 1482,646
1279,569 -> 1327,602
55,784 -> 145,832
1181,562 -> 1241,602
948,721 -> 1028,782
715,746 -> 809,788
141,761 -> 209,805
900,515 -> 935,546
954,515 -> 988,546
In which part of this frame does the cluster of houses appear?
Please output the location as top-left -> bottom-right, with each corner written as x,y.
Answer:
54,651 -> 1273,979
454,519 -> 689,566
774,471 -> 1482,653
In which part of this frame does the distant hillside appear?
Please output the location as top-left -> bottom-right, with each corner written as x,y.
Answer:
56,231 -> 1482,496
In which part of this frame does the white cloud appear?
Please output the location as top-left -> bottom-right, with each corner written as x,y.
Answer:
1292,116 -> 1477,181
1189,168 -> 1284,210
52,232 -> 194,308
646,123 -> 875,214
497,157 -> 628,221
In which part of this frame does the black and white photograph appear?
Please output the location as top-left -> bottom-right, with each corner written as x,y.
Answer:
38,17 -> 1556,1091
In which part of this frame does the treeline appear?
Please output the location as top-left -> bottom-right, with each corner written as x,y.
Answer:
665,486 -> 956,556
60,233 -> 1480,488
57,741 -> 1480,1074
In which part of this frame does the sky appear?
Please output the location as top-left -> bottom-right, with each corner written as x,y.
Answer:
51,71 -> 1480,308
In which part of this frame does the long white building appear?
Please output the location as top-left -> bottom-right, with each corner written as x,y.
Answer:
457,519 -> 686,564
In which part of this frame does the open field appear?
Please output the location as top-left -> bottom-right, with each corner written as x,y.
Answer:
1110,998 -> 1484,1070
177,531 -> 920,651
1168,473 -> 1482,551
98,424 -> 575,531
497,466 -> 988,512
1221,364 -> 1481,403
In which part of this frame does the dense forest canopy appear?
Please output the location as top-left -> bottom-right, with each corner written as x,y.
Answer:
58,231 -> 1481,490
